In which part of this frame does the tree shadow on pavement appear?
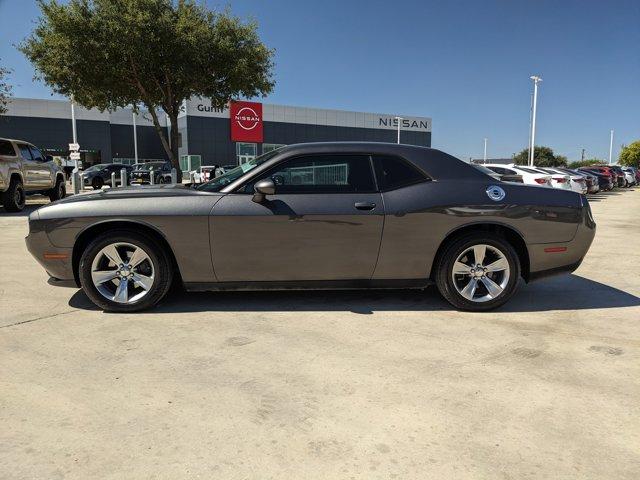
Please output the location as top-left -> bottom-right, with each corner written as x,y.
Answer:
68,273 -> 640,315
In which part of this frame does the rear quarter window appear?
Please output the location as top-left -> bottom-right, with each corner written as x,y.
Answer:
373,155 -> 430,191
0,140 -> 16,156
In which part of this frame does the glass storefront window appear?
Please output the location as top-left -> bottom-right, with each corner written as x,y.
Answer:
236,142 -> 257,164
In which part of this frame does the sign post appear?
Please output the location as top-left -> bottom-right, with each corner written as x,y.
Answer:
69,142 -> 81,194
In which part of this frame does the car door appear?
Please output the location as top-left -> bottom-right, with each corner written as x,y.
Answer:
16,143 -> 39,189
27,145 -> 52,187
210,154 -> 384,282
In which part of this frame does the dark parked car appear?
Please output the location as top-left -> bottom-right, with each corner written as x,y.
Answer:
579,167 -> 615,191
129,161 -> 173,185
26,142 -> 595,313
83,163 -> 133,189
606,165 -> 629,187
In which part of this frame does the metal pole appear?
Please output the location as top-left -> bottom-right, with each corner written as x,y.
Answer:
150,169 -> 155,185
120,168 -> 127,187
609,129 -> 614,164
111,171 -> 116,188
132,109 -> 139,164
395,116 -> 402,144
71,97 -> 78,170
529,76 -> 542,166
171,168 -> 177,184
483,138 -> 487,161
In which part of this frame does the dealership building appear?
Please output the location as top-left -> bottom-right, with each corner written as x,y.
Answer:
0,97 -> 432,170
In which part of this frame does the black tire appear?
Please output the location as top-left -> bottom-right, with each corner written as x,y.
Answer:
48,176 -> 66,202
92,177 -> 104,190
2,176 -> 26,212
79,230 -> 173,312
435,233 -> 521,312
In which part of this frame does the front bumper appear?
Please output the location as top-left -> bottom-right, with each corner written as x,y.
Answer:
25,211 -> 75,282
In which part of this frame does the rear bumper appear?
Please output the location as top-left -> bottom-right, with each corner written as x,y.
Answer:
526,205 -> 596,283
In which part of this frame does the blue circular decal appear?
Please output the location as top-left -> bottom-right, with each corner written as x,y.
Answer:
486,185 -> 506,202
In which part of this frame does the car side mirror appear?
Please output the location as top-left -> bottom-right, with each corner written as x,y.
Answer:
252,178 -> 276,203
45,155 -> 54,163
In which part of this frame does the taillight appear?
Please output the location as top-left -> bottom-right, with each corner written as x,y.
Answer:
553,177 -> 567,183
575,178 -> 585,183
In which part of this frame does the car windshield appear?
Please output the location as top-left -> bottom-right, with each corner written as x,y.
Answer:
84,164 -> 107,172
139,163 -> 165,170
197,150 -> 281,192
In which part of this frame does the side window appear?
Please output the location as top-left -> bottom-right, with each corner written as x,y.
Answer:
245,154 -> 375,194
489,167 -> 506,175
17,144 -> 33,160
373,155 -> 429,191
504,168 -> 517,175
29,146 -> 45,162
0,140 -> 16,156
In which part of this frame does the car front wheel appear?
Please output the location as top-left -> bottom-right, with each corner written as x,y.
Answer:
435,233 -> 520,311
79,230 -> 173,312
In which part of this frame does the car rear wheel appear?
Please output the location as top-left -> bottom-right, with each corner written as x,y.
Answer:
48,176 -> 66,201
79,230 -> 173,312
435,233 -> 520,311
2,177 -> 26,212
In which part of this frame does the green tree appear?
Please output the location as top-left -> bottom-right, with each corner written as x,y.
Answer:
0,59 -> 12,115
20,0 -> 275,177
618,141 -> 640,168
513,146 -> 568,167
568,158 -> 605,169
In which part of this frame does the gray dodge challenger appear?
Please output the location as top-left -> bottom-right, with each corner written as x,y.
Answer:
26,142 -> 596,312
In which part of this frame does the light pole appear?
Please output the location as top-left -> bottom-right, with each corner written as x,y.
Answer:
609,129 -> 614,165
483,138 -> 488,161
132,109 -> 139,164
528,75 -> 542,166
395,116 -> 402,144
70,96 -> 78,170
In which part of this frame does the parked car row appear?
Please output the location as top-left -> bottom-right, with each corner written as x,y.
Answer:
481,163 -> 638,195
82,161 -> 176,189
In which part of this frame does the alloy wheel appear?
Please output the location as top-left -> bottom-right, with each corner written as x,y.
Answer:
90,242 -> 155,304
451,244 -> 510,302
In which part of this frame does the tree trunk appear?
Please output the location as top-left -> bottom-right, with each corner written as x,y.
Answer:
168,112 -> 182,182
144,105 -> 182,182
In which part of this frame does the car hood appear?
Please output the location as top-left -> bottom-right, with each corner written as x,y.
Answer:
53,184 -> 208,204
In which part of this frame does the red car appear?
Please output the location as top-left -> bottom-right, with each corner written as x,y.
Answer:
587,166 -> 621,187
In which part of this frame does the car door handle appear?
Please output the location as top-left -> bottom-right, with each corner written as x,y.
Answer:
354,202 -> 376,211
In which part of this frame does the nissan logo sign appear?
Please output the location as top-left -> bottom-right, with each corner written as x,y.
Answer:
234,107 -> 261,130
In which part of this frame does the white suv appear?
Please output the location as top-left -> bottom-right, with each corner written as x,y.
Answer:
0,138 -> 66,212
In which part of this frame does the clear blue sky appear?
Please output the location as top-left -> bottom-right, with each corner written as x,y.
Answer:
1,0 -> 638,161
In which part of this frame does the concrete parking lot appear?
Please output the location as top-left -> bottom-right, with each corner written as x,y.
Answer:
1,187 -> 639,479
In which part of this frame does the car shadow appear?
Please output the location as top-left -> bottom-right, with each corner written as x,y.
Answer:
0,204 -> 43,217
68,273 -> 640,315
